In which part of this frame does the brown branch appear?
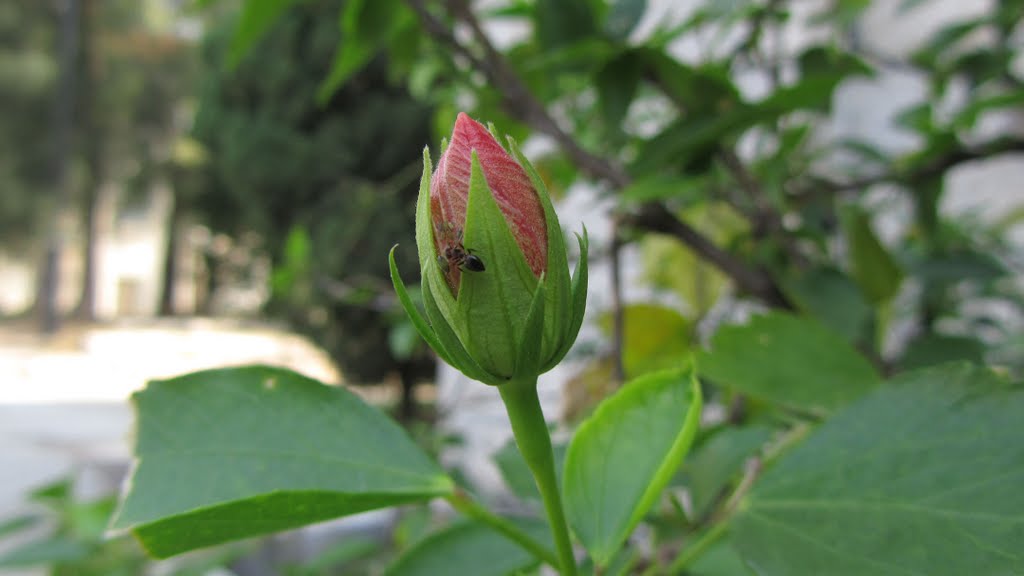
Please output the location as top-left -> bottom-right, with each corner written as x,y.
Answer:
443,0 -> 631,188
718,149 -> 783,236
811,136 -> 1024,195
718,150 -> 809,268
625,204 -> 794,309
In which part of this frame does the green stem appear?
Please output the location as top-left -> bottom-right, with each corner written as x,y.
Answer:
499,379 -> 577,576
446,488 -> 560,568
665,521 -> 729,575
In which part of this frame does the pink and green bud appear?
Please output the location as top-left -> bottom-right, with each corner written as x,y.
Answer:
390,113 -> 588,384
430,114 -> 547,293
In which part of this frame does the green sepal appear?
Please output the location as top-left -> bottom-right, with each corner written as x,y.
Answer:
455,152 -> 540,378
411,147 -> 500,384
421,271 -> 501,385
507,137 -> 572,368
513,276 -> 547,380
544,227 -> 589,371
388,245 -> 454,368
415,146 -> 460,350
415,147 -> 438,279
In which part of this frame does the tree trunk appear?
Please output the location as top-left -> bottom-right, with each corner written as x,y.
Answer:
73,180 -> 99,321
72,0 -> 100,322
40,0 -> 80,333
396,360 -> 419,423
158,194 -> 181,316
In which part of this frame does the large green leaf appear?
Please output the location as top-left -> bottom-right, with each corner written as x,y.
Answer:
385,520 -> 549,576
733,364 -> 1024,575
110,366 -> 453,558
699,312 -> 880,412
564,366 -> 702,566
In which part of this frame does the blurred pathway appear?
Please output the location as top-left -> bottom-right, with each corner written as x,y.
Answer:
0,318 -> 340,520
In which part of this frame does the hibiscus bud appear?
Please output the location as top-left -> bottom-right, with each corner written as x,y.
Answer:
390,113 -> 588,384
431,114 -> 547,294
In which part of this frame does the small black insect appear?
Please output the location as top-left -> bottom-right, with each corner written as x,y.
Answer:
436,222 -> 486,273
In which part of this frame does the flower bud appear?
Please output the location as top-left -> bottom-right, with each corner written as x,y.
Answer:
390,113 -> 588,384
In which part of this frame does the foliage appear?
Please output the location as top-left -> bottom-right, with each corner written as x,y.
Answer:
103,0 -> 1024,574
191,0 -> 435,383
0,477 -> 236,576
0,2 -> 58,245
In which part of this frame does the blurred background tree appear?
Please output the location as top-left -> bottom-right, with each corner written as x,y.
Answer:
3,0 -> 1021,414
0,0 -> 195,324
191,0 -> 436,417
0,2 -> 58,274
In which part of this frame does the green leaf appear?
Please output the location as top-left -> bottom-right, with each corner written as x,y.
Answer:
631,107 -> 755,175
534,0 -> 597,49
604,0 -> 647,40
910,18 -> 984,68
953,90 -> 1024,131
699,312 -> 881,412
227,0 -> 298,66
618,174 -> 707,204
457,152 -> 541,378
385,520 -> 548,576
689,540 -> 755,575
285,537 -> 381,575
389,246 -> 453,368
415,149 -> 499,385
733,364 -> 1024,575
894,102 -> 934,135
110,366 -> 453,558
0,537 -> 90,567
564,365 -> 703,566
494,438 -> 568,502
544,228 -> 589,371
912,248 -> 1008,283
599,303 -> 693,378
638,205 -> 745,317
0,515 -> 38,539
680,426 -> 774,519
781,267 -> 872,344
514,280 -> 547,379
900,333 -> 985,371
505,137 -> 576,373
596,52 -> 642,133
841,205 -> 904,304
422,271 -> 500,384
318,0 -> 415,102
758,75 -> 844,115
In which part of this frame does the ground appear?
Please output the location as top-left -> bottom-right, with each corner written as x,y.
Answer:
0,317 -> 341,520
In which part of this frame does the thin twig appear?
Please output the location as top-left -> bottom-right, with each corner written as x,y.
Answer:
443,0 -> 630,187
807,136 -> 1024,195
608,220 -> 626,383
625,204 -> 794,308
717,150 -> 807,267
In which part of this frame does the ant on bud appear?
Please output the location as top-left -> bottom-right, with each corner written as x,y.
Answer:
436,222 -> 485,274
